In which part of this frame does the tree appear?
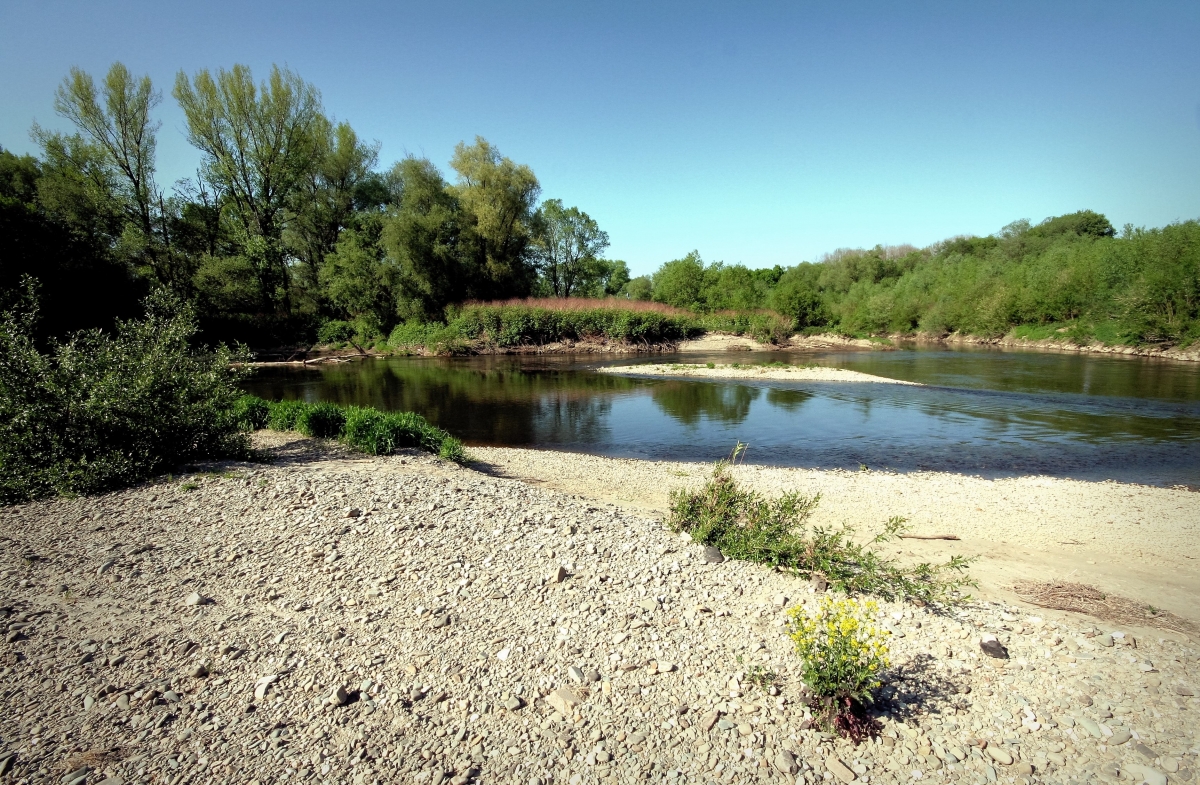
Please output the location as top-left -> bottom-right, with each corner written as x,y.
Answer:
531,199 -> 610,297
51,63 -> 167,255
173,64 -> 325,313
320,212 -> 401,336
287,118 -> 381,299
450,137 -> 540,298
651,251 -> 706,308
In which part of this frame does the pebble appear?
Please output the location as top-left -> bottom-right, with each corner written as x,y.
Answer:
826,755 -> 856,783
1,432 -> 1196,785
702,545 -> 725,564
987,746 -> 1013,765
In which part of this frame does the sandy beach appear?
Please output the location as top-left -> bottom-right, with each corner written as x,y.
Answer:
597,363 -> 922,386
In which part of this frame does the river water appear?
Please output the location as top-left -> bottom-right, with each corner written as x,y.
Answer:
244,346 -> 1200,487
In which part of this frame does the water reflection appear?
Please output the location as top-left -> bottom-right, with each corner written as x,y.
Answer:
244,347 -> 1200,486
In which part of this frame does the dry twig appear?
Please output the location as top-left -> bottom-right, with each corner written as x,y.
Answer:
1012,580 -> 1198,636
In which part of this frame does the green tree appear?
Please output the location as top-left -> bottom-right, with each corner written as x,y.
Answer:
320,212 -> 401,336
531,199 -> 610,297
651,251 -> 706,308
450,137 -> 540,299
173,64 -> 325,313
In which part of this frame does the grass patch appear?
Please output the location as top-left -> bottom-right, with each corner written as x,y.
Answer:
239,395 -> 467,464
668,445 -> 974,604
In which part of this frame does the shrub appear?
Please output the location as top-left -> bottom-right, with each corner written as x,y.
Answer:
668,444 -> 974,603
787,596 -> 890,739
0,284 -> 251,503
249,398 -> 470,464
296,402 -> 346,438
232,394 -> 270,431
317,320 -> 355,344
267,399 -> 309,431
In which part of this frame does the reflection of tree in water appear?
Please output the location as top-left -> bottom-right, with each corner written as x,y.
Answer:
651,381 -> 760,426
765,387 -> 812,412
244,357 -> 637,446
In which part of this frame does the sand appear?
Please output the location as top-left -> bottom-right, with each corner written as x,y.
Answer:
597,362 -> 922,385
469,447 -> 1200,625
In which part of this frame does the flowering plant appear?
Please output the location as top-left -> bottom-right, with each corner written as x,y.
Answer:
787,595 -> 890,738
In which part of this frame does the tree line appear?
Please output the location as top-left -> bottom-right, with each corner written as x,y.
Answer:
1,61 -> 627,346
2,61 -> 1197,350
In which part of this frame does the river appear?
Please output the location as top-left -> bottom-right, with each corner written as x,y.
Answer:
244,345 -> 1200,487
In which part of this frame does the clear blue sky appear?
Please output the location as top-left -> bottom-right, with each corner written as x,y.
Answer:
3,0 -> 1198,276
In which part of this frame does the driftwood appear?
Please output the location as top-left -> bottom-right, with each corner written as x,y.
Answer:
899,534 -> 960,541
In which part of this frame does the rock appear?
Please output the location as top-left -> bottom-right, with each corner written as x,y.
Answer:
774,750 -> 798,775
1015,763 -> 1034,776
328,686 -> 350,706
1175,683 -> 1195,697
700,710 -> 720,731
346,508 -> 362,518
115,694 -> 130,711
503,696 -> 524,711
545,687 -> 581,716
4,630 -> 21,643
810,575 -> 828,592
551,566 -> 568,583
656,661 -> 675,673
980,638 -> 1009,659
184,592 -> 204,607
0,756 -> 14,777
82,695 -> 94,711
774,594 -> 788,607
568,666 -> 584,683
1162,758 -> 1180,774
1135,743 -> 1159,760
95,778 -> 124,785
702,546 -> 725,564
637,598 -> 659,612
987,746 -> 1014,765
495,647 -> 511,661
1109,728 -> 1132,746
191,663 -> 209,678
584,669 -> 600,683
430,614 -> 450,629
611,632 -> 628,644
1076,716 -> 1101,738
254,675 -> 279,701
163,690 -> 180,702
62,766 -> 91,783
826,755 -> 856,783
1126,764 -> 1168,785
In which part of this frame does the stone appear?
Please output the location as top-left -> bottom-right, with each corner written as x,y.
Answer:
551,566 -> 568,583
656,661 -> 675,673
115,694 -> 130,711
774,750 -> 799,775
700,710 -> 720,731
0,757 -> 14,777
1076,716 -> 1101,738
95,778 -> 124,785
637,598 -> 659,612
584,669 -> 600,683
568,666 -> 584,683
82,695 -> 94,711
1109,728 -> 1131,746
545,687 -> 581,716
1125,764 -> 1168,785
987,747 -> 1013,765
254,675 -> 279,701
328,686 -> 350,706
980,639 -> 1009,659
191,663 -> 209,678
346,508 -> 362,518
826,755 -> 856,783
503,696 -> 524,711
431,614 -> 450,629
184,592 -> 204,606
1174,683 -> 1195,697
702,546 -> 725,564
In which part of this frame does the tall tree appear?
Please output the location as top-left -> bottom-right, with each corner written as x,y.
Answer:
450,137 -> 540,298
173,64 -> 324,313
531,199 -> 610,297
287,117 -> 380,299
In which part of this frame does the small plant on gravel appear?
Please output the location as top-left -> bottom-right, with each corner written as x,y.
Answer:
668,444 -> 975,603
787,595 -> 890,740
233,394 -> 270,431
266,399 -> 309,431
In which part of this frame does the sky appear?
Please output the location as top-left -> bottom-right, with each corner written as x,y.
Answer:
2,0 -> 1199,276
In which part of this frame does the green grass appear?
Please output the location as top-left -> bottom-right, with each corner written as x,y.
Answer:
668,444 -> 974,604
238,395 -> 468,464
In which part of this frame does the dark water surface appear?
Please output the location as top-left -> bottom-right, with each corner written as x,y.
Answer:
244,347 -> 1200,487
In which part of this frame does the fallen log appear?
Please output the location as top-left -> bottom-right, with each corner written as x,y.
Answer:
899,534 -> 960,541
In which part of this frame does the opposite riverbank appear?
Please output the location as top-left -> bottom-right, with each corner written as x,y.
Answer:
597,363 -> 923,385
2,432 -> 1197,785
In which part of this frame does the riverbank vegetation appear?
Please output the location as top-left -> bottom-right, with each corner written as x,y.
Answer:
3,60 -> 1197,355
668,446 -> 975,604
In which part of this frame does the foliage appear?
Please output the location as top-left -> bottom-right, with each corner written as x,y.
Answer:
667,445 -> 975,604
531,199 -> 610,297
787,596 -> 890,737
317,319 -> 355,344
0,284 -> 250,504
240,395 -> 468,463
232,393 -> 270,430
454,299 -> 701,346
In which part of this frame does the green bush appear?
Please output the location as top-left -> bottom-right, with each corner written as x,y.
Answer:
242,396 -> 468,464
318,320 -> 355,344
0,284 -> 251,504
232,394 -> 270,431
267,399 -> 309,431
668,445 -> 974,604
296,402 -> 346,438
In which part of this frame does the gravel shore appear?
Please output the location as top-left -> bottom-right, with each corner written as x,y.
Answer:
596,364 -> 921,385
2,433 -> 1197,785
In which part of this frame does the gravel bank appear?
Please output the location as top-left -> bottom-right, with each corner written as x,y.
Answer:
597,364 -> 921,385
2,433 -> 1198,785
